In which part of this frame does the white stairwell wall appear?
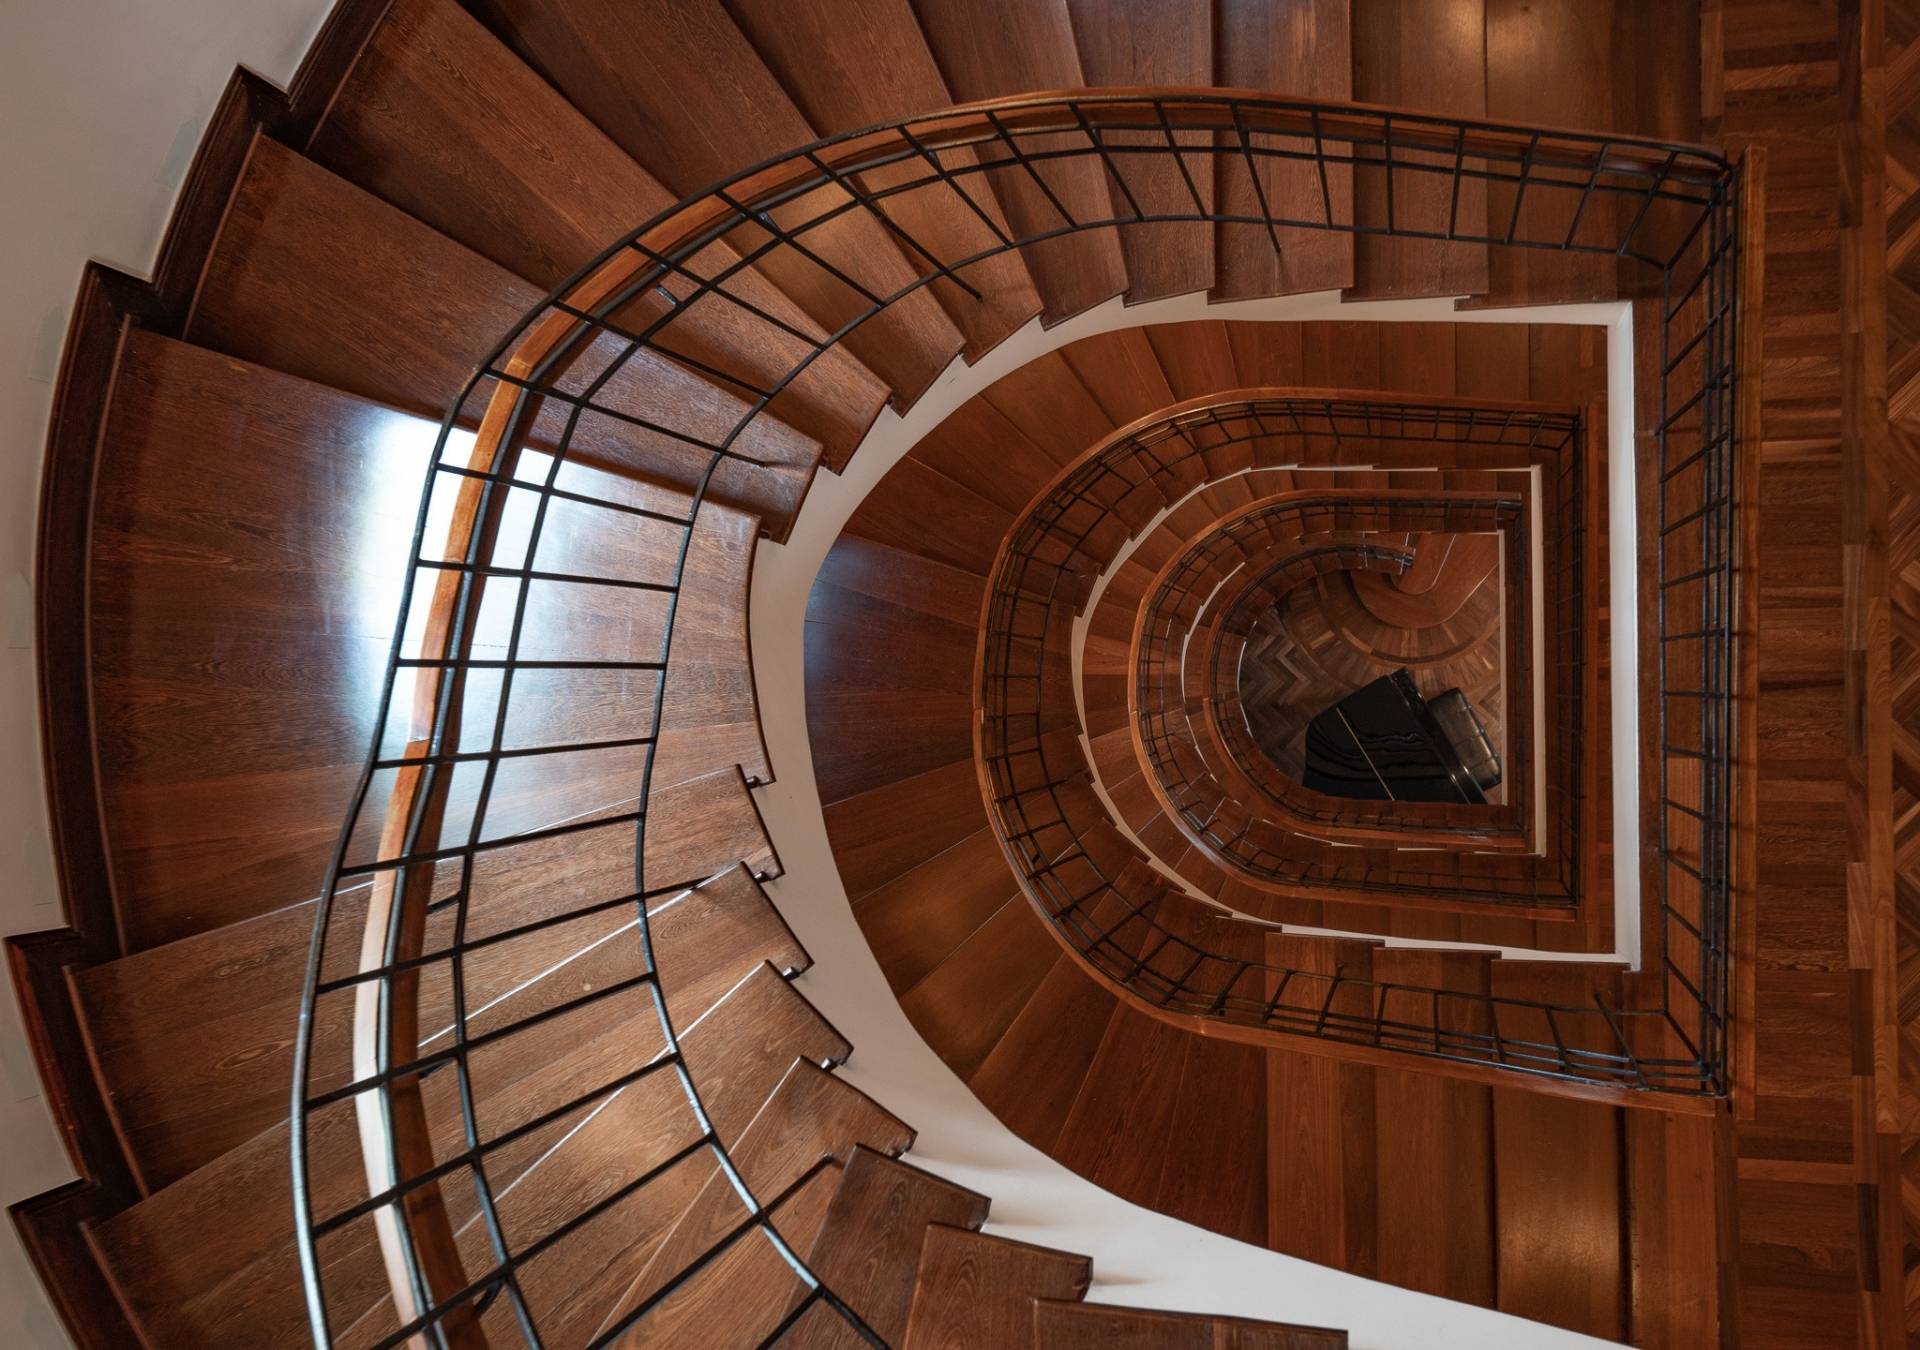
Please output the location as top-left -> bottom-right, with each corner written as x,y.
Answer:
0,3 -> 336,1344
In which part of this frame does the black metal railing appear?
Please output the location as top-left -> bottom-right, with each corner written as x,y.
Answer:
290,90 -> 1741,1349
1129,491 -> 1555,892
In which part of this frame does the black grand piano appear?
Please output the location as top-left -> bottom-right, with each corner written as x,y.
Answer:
1301,670 -> 1502,805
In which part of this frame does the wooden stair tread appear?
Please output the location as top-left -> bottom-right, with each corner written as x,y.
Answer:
307,0 -> 888,466
592,1058 -> 916,1344
467,0 -> 966,410
1032,1298 -> 1346,1348
902,1223 -> 1092,1350
1065,0 -> 1215,304
87,947 -> 834,1346
723,0 -> 1045,358
781,1146 -> 991,1348
71,751 -> 783,1188
909,0 -> 1130,322
187,135 -> 820,535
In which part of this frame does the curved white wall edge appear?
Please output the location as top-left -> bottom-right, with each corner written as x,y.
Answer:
748,288 -> 1636,1348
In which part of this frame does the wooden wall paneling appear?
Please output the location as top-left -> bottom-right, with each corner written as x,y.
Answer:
909,0 -> 1131,320
821,758 -> 986,898
1837,1 -> 1905,1340
842,456 -> 1017,575
1213,0 -> 1355,300
1065,0 -> 1216,303
1031,1298 -> 1345,1348
980,349 -> 1121,467
1346,0 -> 1491,299
1626,1106 -> 1735,1348
1489,1084 -> 1626,1340
805,559 -> 983,803
1378,321 -> 1458,397
1144,320 -> 1240,400
853,829 -> 1024,994
1300,321 -> 1382,389
1262,932 -> 1378,1275
722,0 -> 1045,358
1059,328 -> 1182,427
1223,321 -> 1305,389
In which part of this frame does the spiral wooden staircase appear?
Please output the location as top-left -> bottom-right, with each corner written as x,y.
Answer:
6,1 -> 1906,1347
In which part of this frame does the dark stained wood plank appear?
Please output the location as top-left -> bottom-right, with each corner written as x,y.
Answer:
1346,0 -> 1490,299
309,0 -> 889,465
1214,0 -> 1355,299
468,0 -> 966,407
1065,0 -> 1215,302
910,0 -> 1131,320
901,1224 -> 1091,1350
786,1147 -> 991,1348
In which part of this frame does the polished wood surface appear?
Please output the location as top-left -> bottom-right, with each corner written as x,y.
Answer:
309,0 -> 890,466
910,0 -> 1131,320
902,1224 -> 1091,1350
469,0 -> 968,408
1712,3 -> 1903,1344
724,0 -> 1046,358
786,1147 -> 991,1348
1031,1299 -> 1346,1349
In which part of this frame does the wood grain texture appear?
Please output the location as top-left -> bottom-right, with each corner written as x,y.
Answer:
1346,0 -> 1490,299
1065,0 -> 1215,303
909,0 -> 1131,320
1213,0 -> 1355,299
469,0 -> 966,409
786,1147 -> 991,1348
1031,1299 -> 1346,1349
902,1224 -> 1091,1350
309,0 -> 889,465
723,0 -> 1045,357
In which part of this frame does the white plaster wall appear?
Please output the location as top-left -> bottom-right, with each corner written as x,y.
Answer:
751,289 -> 1635,1348
0,3 -> 336,1343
